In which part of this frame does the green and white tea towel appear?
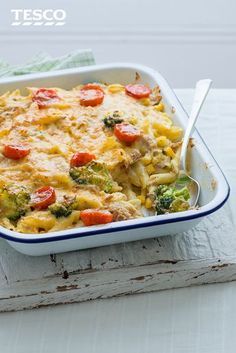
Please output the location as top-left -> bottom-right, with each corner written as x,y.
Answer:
0,49 -> 95,77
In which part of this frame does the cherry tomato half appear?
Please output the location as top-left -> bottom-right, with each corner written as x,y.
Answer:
80,209 -> 113,226
70,152 -> 96,167
82,83 -> 104,92
114,123 -> 141,144
125,84 -> 151,99
3,144 -> 30,160
80,84 -> 104,107
33,88 -> 60,109
31,186 -> 56,210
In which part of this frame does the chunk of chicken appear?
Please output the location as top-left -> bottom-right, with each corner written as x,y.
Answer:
108,201 -> 141,221
123,148 -> 141,168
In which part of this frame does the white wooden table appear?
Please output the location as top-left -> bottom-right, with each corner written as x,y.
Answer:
0,89 -> 236,353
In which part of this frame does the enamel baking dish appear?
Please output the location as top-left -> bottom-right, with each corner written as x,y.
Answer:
0,63 -> 230,256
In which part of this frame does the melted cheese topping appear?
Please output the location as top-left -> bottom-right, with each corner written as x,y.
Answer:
0,84 -> 183,234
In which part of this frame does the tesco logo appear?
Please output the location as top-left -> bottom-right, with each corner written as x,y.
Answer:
11,9 -> 66,26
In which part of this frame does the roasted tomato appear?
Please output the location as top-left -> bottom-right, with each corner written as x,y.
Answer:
32,88 -> 60,108
70,152 -> 96,167
3,144 -> 30,160
114,123 -> 141,144
125,84 -> 151,99
31,186 -> 56,210
80,209 -> 113,226
80,84 -> 104,107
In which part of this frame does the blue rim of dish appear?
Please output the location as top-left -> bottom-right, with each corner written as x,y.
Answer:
0,64 -> 231,244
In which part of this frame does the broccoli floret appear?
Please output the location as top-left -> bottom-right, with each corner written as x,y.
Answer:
49,203 -> 70,218
159,195 -> 174,209
173,186 -> 190,201
155,198 -> 168,215
155,194 -> 174,215
0,186 -> 30,221
155,185 -> 170,197
49,197 -> 79,218
155,184 -> 190,215
69,168 -> 87,185
155,202 -> 165,215
171,198 -> 190,212
48,203 -> 72,218
69,161 -> 114,193
103,111 -> 123,128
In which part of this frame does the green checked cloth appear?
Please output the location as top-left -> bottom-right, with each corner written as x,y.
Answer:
0,49 -> 95,77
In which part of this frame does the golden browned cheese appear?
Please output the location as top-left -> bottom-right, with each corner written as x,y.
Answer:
0,84 -> 183,233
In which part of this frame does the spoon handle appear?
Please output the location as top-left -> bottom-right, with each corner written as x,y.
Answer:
179,79 -> 212,172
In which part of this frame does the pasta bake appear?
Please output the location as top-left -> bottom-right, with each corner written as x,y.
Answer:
0,82 -> 190,233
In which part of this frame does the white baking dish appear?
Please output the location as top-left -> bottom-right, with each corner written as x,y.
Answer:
0,63 -> 230,256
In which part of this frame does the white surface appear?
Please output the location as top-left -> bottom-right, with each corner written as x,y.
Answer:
0,89 -> 235,352
1,283 -> 236,353
0,64 -> 228,255
0,0 -> 236,87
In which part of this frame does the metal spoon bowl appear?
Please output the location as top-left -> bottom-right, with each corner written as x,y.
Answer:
178,79 -> 212,207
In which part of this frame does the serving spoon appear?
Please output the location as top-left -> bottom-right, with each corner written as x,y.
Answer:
178,79 -> 212,207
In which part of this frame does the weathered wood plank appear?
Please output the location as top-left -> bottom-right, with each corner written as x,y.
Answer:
1,255 -> 236,312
